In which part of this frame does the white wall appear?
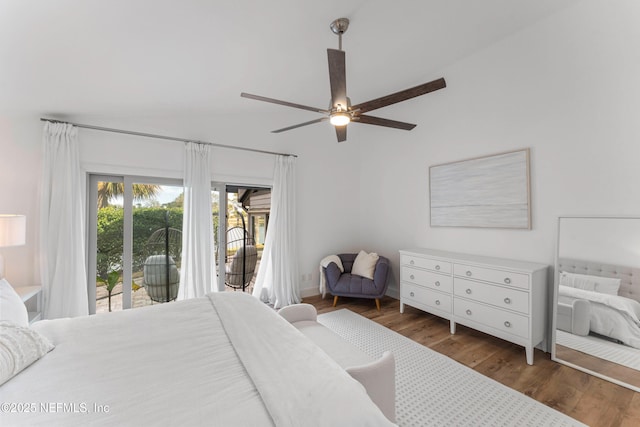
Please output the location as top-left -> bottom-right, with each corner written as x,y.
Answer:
2,0 -> 639,302
0,116 -> 42,285
558,217 -> 640,268
357,0 -> 640,296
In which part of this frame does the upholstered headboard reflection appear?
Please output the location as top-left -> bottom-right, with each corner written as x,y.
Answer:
557,257 -> 640,303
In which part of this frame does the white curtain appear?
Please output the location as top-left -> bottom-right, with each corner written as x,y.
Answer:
252,155 -> 300,308
178,142 -> 217,299
40,122 -> 88,319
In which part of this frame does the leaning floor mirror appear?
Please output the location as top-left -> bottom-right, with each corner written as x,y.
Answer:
552,216 -> 640,391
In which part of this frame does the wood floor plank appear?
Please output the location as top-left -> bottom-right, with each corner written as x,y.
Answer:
302,294 -> 638,425
620,392 -> 640,427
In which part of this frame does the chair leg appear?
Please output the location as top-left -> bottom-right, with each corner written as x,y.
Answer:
333,295 -> 339,307
375,298 -> 381,311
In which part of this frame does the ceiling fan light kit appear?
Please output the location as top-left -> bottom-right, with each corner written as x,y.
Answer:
329,111 -> 351,126
241,17 -> 446,142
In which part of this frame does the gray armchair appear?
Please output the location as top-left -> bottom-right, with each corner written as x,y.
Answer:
323,253 -> 391,311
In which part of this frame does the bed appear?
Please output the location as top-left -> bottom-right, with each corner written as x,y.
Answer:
557,258 -> 640,349
0,291 -> 395,426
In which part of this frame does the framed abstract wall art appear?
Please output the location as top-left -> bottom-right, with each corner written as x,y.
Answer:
429,148 -> 531,229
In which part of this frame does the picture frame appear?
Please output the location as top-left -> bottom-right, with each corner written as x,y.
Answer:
429,148 -> 531,229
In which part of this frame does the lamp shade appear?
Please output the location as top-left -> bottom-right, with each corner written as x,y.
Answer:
0,215 -> 26,247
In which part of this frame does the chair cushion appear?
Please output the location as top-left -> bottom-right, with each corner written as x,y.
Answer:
351,250 -> 379,280
226,245 -> 258,287
143,255 -> 179,285
333,274 -> 383,298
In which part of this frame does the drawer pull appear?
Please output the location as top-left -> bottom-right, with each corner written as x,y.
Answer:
504,297 -> 511,304
435,265 -> 441,270
410,260 -> 415,265
466,309 -> 472,315
504,321 -> 511,328
435,300 -> 441,305
410,274 -> 415,280
465,288 -> 472,295
466,270 -> 472,277
410,292 -> 415,297
435,281 -> 440,287
504,277 -> 511,284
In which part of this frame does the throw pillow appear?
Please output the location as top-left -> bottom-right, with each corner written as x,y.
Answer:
0,320 -> 55,385
0,278 -> 29,327
559,272 -> 621,295
351,250 -> 379,280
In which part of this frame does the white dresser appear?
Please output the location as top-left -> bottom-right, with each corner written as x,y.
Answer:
399,248 -> 548,365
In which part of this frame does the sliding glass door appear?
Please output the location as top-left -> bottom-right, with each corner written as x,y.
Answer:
88,176 -> 270,313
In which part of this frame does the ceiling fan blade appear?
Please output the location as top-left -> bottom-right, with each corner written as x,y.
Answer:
327,49 -> 347,109
351,77 -> 446,114
355,114 -> 416,130
241,92 -> 329,114
272,117 -> 328,133
335,125 -> 347,142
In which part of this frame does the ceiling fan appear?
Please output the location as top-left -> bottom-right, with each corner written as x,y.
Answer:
241,18 -> 446,143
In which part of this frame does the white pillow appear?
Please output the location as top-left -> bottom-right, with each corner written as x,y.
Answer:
0,320 -> 54,385
0,278 -> 29,327
351,250 -> 380,280
559,272 -> 621,296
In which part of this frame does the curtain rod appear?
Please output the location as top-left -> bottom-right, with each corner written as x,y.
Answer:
39,118 -> 297,158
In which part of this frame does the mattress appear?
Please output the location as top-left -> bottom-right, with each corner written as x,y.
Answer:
0,292 -> 393,426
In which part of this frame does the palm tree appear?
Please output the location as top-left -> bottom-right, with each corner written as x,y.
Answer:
97,182 -> 161,208
96,271 -> 120,312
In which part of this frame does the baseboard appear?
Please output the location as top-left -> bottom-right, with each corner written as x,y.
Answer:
300,285 -> 321,299
386,284 -> 399,300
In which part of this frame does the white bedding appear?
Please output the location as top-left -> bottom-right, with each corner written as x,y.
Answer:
0,292 -> 393,426
559,285 -> 640,349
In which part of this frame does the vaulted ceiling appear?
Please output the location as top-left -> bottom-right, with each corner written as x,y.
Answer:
0,0 -> 577,119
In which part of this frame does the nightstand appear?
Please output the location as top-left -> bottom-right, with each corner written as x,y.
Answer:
14,285 -> 43,324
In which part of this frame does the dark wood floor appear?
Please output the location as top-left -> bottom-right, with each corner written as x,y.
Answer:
302,295 -> 640,427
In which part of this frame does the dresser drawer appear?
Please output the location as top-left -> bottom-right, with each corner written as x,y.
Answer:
402,283 -> 452,314
454,278 -> 529,315
453,263 -> 529,290
454,299 -> 529,339
401,266 -> 452,293
401,255 -> 451,274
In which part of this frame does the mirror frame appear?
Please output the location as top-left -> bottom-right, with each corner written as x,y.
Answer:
551,215 -> 640,392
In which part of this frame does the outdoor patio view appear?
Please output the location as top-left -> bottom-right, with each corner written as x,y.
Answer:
94,181 -> 268,314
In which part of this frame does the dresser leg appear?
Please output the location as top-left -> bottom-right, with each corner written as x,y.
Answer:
400,302 -> 404,314
450,321 -> 456,335
526,346 -> 534,365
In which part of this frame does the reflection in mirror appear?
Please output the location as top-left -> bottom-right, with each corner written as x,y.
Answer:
553,216 -> 640,391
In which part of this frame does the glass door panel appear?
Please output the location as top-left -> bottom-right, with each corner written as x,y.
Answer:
223,186 -> 270,293
90,176 -> 183,313
132,183 -> 184,308
94,178 -> 125,313
212,188 -> 222,291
